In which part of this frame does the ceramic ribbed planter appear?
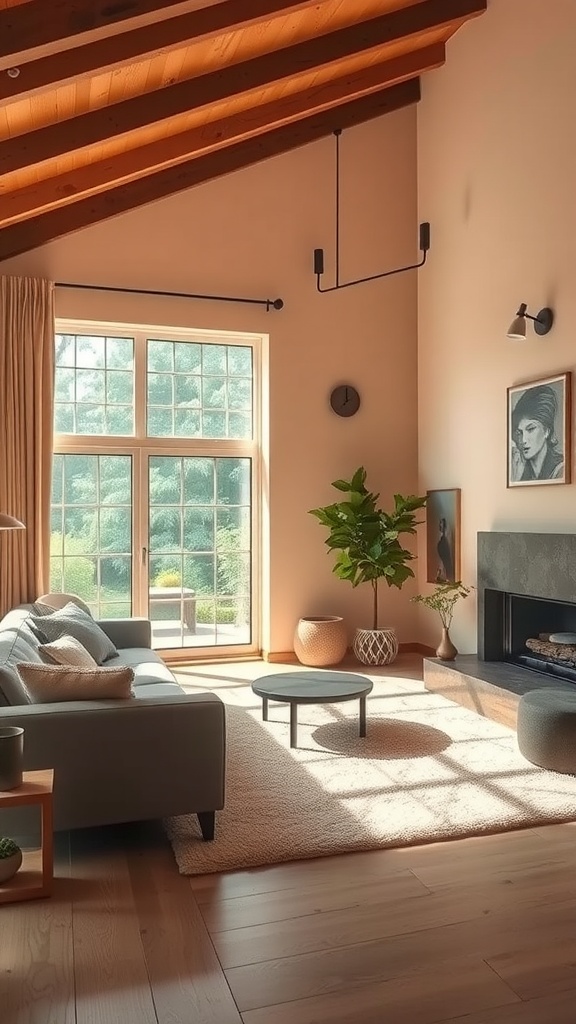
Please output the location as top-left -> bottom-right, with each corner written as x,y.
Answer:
294,616 -> 347,667
353,626 -> 399,666
0,727 -> 24,791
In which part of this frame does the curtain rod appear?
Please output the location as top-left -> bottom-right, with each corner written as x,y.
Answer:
55,281 -> 284,311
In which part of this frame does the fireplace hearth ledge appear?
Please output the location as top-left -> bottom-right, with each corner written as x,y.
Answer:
423,655 -> 573,730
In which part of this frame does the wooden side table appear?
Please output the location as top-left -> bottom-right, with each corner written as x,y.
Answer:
0,769 -> 54,905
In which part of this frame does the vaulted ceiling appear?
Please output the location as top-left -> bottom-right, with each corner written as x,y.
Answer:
0,0 -> 486,260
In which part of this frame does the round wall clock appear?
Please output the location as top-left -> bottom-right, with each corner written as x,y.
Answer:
330,384 -> 361,417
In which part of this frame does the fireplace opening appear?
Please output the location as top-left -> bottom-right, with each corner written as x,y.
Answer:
477,532 -> 576,686
497,591 -> 576,683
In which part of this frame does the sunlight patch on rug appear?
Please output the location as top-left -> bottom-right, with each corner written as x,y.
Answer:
165,675 -> 576,875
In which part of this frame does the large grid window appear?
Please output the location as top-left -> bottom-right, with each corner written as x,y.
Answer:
147,339 -> 253,439
52,322 -> 261,654
50,454 -> 132,618
54,334 -> 134,435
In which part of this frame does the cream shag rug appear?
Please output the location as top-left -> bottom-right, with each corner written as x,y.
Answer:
165,674 -> 576,876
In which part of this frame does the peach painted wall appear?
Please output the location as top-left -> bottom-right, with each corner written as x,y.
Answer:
3,109 -> 420,653
417,0 -> 576,653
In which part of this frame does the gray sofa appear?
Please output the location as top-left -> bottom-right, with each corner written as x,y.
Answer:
0,606 -> 225,839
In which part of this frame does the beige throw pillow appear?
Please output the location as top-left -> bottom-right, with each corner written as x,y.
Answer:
17,663 -> 134,703
39,635 -> 97,668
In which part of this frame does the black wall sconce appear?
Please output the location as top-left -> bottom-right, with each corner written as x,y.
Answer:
313,129 -> 430,293
507,303 -> 554,340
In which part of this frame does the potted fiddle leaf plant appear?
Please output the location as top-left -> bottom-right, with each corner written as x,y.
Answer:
412,580 -> 472,660
309,467 -> 427,665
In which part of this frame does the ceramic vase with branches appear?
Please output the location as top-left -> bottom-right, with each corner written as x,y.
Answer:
412,581 -> 472,661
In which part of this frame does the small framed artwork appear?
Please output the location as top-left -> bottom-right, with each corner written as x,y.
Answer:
507,371 -> 571,487
426,489 -> 461,584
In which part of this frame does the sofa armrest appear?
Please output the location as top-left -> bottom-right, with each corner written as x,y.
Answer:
96,617 -> 152,649
0,694 -> 225,830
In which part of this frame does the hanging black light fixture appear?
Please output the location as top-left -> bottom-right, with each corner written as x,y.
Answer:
313,129 -> 430,293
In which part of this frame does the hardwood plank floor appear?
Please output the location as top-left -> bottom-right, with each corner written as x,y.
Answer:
126,827 -> 242,1024
223,876 -> 576,1011
486,940 -> 576,1002
240,955 -> 521,1024
201,869 -> 430,933
0,834 -> 74,1024
2,657 -> 576,1023
70,828 -> 158,1024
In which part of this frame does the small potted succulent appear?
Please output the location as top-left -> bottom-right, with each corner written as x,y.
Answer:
0,837 -> 23,883
412,580 -> 472,660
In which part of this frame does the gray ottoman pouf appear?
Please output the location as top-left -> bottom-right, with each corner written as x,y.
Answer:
517,687 -> 576,773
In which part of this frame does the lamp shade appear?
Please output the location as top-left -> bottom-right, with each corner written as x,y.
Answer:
507,315 -> 526,340
0,512 -> 25,530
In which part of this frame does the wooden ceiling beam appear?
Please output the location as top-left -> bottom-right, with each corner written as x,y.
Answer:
1,45 -> 445,226
0,0 -> 189,60
0,0 -> 315,91
0,78 -> 420,261
0,0 -> 486,175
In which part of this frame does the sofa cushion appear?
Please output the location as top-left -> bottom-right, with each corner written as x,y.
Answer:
30,603 -> 118,664
0,608 -> 182,706
39,635 -> 97,668
0,608 -> 42,705
107,648 -> 182,689
16,662 -> 135,703
128,682 -> 188,698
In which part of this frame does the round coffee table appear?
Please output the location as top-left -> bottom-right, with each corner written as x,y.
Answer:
252,670 -> 373,748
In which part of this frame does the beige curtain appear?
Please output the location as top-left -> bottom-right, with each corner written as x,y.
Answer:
0,276 -> 55,616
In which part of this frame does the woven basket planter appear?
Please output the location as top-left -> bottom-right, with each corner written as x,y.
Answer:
353,626 -> 399,666
294,616 -> 347,667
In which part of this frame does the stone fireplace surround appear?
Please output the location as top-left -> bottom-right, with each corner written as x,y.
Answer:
423,532 -> 576,728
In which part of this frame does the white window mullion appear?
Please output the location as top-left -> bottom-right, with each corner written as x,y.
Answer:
134,330 -> 148,440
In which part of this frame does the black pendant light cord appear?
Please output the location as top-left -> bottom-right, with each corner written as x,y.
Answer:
335,127 -> 341,288
313,129 -> 430,294
55,281 -> 284,311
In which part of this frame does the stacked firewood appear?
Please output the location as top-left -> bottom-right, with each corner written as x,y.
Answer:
525,634 -> 576,666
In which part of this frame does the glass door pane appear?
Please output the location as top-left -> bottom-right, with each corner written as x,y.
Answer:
148,455 -> 252,650
50,454 -> 133,617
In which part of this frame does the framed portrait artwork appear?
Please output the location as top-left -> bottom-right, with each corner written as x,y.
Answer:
426,489 -> 461,584
507,371 -> 571,487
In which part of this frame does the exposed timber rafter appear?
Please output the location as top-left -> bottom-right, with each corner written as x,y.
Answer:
0,0 -> 315,88
0,0 -> 190,61
1,45 -> 445,226
0,0 -> 489,260
0,0 -> 487,176
0,79 -> 420,261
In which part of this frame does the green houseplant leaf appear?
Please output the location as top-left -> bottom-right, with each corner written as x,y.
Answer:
309,468 -> 427,629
